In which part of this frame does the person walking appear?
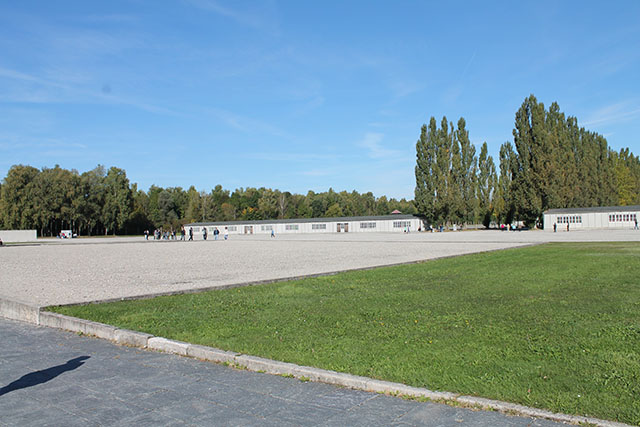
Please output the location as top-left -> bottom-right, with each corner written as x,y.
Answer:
553,223 -> 557,232
202,227 -> 208,241
224,227 -> 229,240
635,218 -> 638,230
271,229 -> 275,238
189,227 -> 193,241
214,227 -> 219,240
180,227 -> 185,241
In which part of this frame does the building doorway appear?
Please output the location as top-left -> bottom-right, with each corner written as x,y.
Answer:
337,223 -> 349,232
244,226 -> 253,234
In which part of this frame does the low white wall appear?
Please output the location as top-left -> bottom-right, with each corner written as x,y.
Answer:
0,230 -> 38,242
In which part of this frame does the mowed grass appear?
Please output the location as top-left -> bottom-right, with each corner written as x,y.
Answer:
50,242 -> 640,424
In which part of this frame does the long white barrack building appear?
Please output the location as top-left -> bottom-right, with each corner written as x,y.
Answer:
186,214 -> 423,236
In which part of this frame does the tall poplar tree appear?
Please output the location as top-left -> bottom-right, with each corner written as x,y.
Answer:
415,118 -> 438,223
511,95 -> 546,225
494,142 -> 516,224
456,118 -> 478,225
477,142 -> 496,227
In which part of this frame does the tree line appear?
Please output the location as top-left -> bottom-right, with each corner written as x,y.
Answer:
415,94 -> 640,227
0,165 -> 415,236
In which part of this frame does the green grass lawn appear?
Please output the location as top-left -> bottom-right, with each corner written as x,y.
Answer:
50,242 -> 640,424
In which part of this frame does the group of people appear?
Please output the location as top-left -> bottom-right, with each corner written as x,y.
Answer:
145,229 -> 177,240
199,226 -> 227,240
145,226 -> 229,241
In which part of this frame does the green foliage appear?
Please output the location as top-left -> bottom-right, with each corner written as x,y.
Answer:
416,94 -> 639,228
52,243 -> 640,425
0,163 -> 415,235
324,202 -> 344,217
509,95 -> 624,226
415,116 -> 480,226
477,142 -> 496,228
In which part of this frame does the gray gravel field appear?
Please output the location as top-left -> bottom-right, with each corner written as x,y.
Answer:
2,229 -> 639,306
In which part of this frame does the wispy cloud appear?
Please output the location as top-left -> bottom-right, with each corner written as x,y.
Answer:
357,132 -> 404,159
0,66 -> 176,115
301,169 -> 332,177
81,14 -> 138,24
389,80 -> 424,99
582,101 -> 640,127
0,133 -> 87,151
205,107 -> 292,140
441,49 -> 477,105
249,152 -> 339,162
185,0 -> 280,34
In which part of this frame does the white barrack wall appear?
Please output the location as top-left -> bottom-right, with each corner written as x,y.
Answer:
542,206 -> 640,231
186,214 -> 423,237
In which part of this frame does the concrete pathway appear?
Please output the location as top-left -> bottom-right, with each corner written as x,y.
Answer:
0,318 -> 564,427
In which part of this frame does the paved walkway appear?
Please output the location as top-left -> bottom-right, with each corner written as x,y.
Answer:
0,318 -> 564,426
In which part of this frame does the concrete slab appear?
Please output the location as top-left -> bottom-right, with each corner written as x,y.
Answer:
0,317 -> 571,426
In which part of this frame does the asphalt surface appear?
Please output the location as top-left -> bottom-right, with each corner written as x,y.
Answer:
0,317 -> 565,427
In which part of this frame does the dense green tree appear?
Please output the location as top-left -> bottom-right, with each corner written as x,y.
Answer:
448,130 -> 464,223
511,95 -> 545,225
257,188 -> 278,219
494,142 -> 516,224
477,142 -> 496,227
0,165 -> 39,230
457,118 -> 478,225
102,167 -> 133,234
325,202 -> 343,217
184,186 -> 202,223
77,166 -> 106,235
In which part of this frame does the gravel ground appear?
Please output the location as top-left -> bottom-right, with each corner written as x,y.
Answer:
2,229 -> 639,306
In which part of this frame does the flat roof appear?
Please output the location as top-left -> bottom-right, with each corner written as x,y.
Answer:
186,214 -> 420,227
544,205 -> 640,214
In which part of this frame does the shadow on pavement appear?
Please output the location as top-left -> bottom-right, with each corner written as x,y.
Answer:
0,356 -> 90,396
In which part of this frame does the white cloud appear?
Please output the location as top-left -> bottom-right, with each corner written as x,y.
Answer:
185,0 -> 280,34
0,66 -> 176,115
582,101 -> 640,127
357,132 -> 403,159
204,107 -> 297,141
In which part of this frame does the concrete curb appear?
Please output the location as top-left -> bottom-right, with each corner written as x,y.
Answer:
0,297 -> 41,324
0,297 -> 631,427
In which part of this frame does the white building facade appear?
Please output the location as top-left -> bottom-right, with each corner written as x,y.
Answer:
542,206 -> 640,231
186,214 -> 424,236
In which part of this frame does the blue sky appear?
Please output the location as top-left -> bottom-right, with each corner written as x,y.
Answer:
1,1 -> 639,199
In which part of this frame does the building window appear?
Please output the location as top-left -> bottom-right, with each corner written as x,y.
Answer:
261,225 -> 273,231
311,223 -> 326,230
360,222 -> 376,229
285,224 -> 299,231
393,221 -> 411,228
228,226 -> 237,231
